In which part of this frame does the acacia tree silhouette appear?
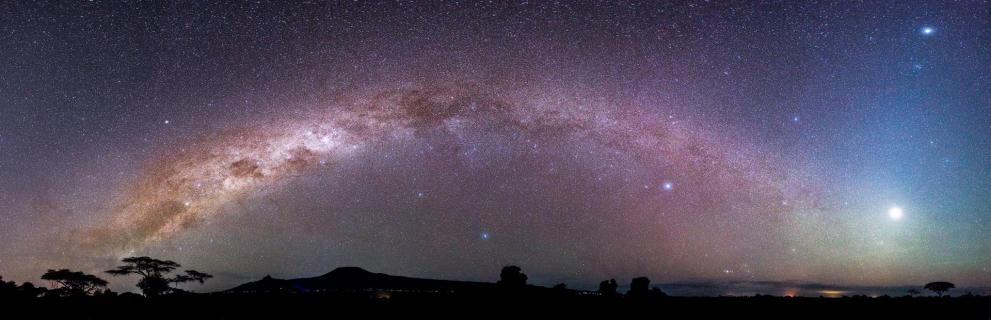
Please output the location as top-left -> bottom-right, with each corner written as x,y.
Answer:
173,270 -> 213,287
923,282 -> 955,297
41,269 -> 108,297
105,256 -> 212,297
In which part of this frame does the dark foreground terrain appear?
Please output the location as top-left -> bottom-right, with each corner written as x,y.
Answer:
2,294 -> 990,320
4,267 -> 989,319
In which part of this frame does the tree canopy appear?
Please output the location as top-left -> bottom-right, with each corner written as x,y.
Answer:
105,256 -> 212,297
497,265 -> 528,288
923,282 -> 955,296
106,256 -> 181,278
41,269 -> 108,297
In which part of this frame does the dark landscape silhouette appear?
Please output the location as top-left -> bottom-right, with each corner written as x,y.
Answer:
1,257 -> 990,319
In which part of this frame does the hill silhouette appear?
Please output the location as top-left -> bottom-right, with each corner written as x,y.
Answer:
224,266 -> 500,294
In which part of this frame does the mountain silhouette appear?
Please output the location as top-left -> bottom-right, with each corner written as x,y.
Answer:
225,267 -> 500,294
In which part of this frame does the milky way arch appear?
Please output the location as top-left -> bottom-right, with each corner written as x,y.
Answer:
81,81 -> 818,256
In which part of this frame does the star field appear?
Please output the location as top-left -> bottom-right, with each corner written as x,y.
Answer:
0,1 -> 989,294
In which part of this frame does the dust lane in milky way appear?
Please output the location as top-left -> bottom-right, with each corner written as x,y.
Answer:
80,81 -> 818,262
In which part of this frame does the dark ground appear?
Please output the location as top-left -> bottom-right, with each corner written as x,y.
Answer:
3,294 -> 990,320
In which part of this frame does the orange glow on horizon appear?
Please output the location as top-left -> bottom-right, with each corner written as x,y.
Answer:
819,290 -> 847,298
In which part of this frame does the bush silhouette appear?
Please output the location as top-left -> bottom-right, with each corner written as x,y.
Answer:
0,276 -> 15,292
651,287 -> 668,298
497,265 -> 527,288
627,277 -> 651,299
18,282 -> 47,298
598,279 -> 619,297
1,276 -> 47,299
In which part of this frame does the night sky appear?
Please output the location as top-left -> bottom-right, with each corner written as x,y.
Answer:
1,1 -> 989,296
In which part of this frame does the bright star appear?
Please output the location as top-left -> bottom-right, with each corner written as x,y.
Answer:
662,182 -> 674,191
888,206 -> 903,221
921,27 -> 934,35
481,232 -> 490,240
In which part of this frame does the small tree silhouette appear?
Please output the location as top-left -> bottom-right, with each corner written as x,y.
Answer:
0,276 -> 15,292
906,289 -> 920,296
95,288 -> 118,298
41,269 -> 108,297
0,277 -> 47,299
497,265 -> 527,288
627,277 -> 651,299
18,282 -> 47,298
106,256 -> 212,297
651,287 -> 668,298
598,279 -> 619,297
923,282 -> 955,297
